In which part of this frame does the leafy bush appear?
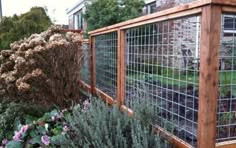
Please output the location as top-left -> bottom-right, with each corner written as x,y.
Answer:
0,7 -> 52,49
0,99 -> 51,141
64,98 -> 172,148
1,108 -> 71,148
0,26 -> 84,107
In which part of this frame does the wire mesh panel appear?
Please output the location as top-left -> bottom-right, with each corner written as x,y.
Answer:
217,14 -> 236,142
95,32 -> 117,99
80,43 -> 91,85
124,16 -> 201,146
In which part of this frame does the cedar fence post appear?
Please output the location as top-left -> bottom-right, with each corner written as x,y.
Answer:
117,29 -> 126,108
197,5 -> 222,148
90,36 -> 96,94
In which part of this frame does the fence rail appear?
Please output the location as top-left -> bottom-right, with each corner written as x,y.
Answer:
77,0 -> 236,147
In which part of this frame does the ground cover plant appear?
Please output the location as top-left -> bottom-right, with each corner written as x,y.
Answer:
0,95 -> 174,148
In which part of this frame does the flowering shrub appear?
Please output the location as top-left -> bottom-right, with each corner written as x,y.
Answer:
64,98 -> 172,148
0,99 -> 51,142
0,26 -> 84,107
1,108 -> 71,148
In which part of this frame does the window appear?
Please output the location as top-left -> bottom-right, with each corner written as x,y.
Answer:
150,2 -> 156,13
145,2 -> 156,14
77,12 -> 83,30
223,15 -> 236,33
74,11 -> 83,30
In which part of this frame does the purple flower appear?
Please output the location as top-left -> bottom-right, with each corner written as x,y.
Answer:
83,100 -> 90,108
13,131 -> 22,141
2,139 -> 8,145
41,135 -> 50,146
20,125 -> 29,133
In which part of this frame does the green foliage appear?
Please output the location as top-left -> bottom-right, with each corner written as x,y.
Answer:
0,99 -> 51,141
2,107 -> 70,147
84,0 -> 145,31
64,98 -> 172,148
0,7 -> 52,49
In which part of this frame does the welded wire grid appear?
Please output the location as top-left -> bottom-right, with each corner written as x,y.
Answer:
217,14 -> 236,142
95,32 -> 117,99
124,16 -> 201,146
80,43 -> 91,84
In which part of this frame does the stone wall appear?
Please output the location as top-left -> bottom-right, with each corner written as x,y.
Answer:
157,0 -> 199,69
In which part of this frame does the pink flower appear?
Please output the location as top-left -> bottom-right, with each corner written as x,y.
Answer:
2,139 -> 8,145
13,131 -> 22,141
41,135 -> 50,146
83,100 -> 90,108
63,126 -> 70,132
20,125 -> 29,133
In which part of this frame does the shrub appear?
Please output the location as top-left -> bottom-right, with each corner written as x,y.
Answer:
64,98 -> 173,148
0,26 -> 84,107
1,107 -> 70,148
0,99 -> 51,141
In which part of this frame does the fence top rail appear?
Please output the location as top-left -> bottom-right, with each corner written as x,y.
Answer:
88,0 -> 236,36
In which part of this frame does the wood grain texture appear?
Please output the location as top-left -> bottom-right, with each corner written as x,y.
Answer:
116,30 -> 126,107
95,88 -> 116,105
121,8 -> 201,30
197,5 -> 222,148
211,0 -> 236,6
90,36 -> 96,94
222,6 -> 236,13
216,140 -> 236,148
78,79 -> 92,93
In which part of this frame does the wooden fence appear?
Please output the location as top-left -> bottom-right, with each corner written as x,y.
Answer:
78,0 -> 236,147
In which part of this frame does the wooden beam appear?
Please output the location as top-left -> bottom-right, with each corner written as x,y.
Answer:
90,36 -> 96,94
120,105 -> 133,116
211,0 -> 236,6
89,0 -> 211,35
154,125 -> 193,148
197,5 -> 222,148
216,140 -> 236,148
119,105 -> 192,148
90,28 -> 118,37
116,30 -> 126,107
121,7 -> 201,30
83,39 -> 89,44
222,6 -> 236,13
78,79 -> 92,93
95,88 -> 116,105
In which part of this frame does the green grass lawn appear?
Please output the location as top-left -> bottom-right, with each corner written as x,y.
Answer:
126,70 -> 236,96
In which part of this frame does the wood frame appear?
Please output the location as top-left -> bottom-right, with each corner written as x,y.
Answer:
197,4 -> 221,148
95,88 -> 116,105
78,79 -> 91,93
90,36 -> 96,94
216,140 -> 236,148
116,30 -> 126,108
84,0 -> 236,148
